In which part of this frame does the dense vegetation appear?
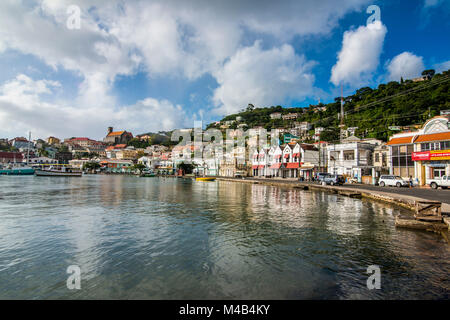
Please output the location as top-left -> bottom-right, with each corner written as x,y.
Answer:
207,69 -> 450,142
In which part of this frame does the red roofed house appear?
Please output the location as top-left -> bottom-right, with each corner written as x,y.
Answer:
103,127 -> 133,145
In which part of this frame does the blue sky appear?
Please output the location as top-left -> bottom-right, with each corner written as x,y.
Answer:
0,0 -> 448,140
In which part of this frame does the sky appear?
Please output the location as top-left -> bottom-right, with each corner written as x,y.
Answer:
0,0 -> 449,140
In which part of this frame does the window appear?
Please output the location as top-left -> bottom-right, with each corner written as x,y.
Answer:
344,151 -> 355,160
392,146 -> 399,156
375,153 -> 380,163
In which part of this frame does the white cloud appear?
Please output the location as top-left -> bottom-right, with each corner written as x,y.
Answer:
0,0 -> 372,137
212,41 -> 316,115
434,60 -> 450,73
330,21 -> 387,87
386,52 -> 425,81
0,74 -> 187,139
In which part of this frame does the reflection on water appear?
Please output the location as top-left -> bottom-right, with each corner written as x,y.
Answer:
0,175 -> 448,299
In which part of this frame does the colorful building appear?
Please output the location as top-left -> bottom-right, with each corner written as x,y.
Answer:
386,116 -> 450,185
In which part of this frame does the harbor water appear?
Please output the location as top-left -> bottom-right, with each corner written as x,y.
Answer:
0,175 -> 448,299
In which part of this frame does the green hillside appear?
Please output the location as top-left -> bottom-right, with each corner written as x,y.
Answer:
207,69 -> 450,142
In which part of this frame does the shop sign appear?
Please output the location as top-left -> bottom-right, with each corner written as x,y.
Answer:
412,149 -> 450,161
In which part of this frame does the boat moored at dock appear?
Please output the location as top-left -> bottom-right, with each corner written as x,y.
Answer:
0,164 -> 35,175
35,166 -> 82,177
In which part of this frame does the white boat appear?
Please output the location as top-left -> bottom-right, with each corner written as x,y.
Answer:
35,166 -> 82,177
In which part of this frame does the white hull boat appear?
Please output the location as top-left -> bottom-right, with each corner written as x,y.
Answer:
35,168 -> 82,177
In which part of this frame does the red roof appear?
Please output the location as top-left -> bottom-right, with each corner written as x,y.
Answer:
115,144 -> 127,149
70,137 -> 90,141
414,132 -> 450,143
386,136 -> 413,145
107,131 -> 125,137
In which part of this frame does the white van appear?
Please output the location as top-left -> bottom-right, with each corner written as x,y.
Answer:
378,175 -> 409,187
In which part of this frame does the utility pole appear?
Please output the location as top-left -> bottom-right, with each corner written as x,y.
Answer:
339,83 -> 345,143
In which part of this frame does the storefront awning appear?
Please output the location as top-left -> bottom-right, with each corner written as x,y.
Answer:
270,163 -> 282,169
252,165 -> 258,169
284,154 -> 290,158
258,165 -> 265,169
285,162 -> 299,169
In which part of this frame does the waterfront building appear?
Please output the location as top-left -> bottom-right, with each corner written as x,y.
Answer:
101,159 -> 133,173
28,156 -> 58,165
103,127 -> 133,145
0,152 -> 23,164
326,141 -> 375,182
251,148 -> 269,177
157,152 -> 174,174
298,144 -> 320,180
386,115 -> 450,185
281,143 -> 298,178
372,143 -> 390,178
268,145 -> 282,177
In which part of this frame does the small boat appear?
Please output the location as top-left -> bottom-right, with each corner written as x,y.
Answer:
35,166 -> 82,177
0,164 -> 34,175
195,177 -> 216,181
140,172 -> 156,177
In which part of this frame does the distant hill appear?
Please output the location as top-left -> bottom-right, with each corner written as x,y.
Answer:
207,69 -> 450,142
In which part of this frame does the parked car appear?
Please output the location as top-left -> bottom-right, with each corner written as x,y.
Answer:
316,173 -> 329,182
378,175 -> 409,187
323,174 -> 345,186
428,176 -> 450,189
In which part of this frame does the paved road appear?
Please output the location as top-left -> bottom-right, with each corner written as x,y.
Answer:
229,177 -> 450,204
339,183 -> 450,204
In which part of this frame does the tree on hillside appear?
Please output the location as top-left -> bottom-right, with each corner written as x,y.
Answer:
319,128 -> 340,143
422,69 -> 435,78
